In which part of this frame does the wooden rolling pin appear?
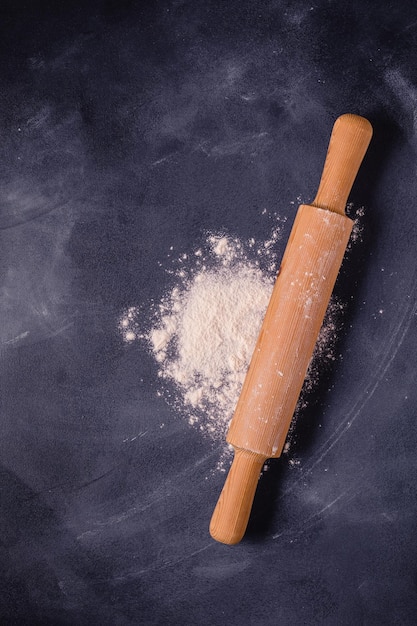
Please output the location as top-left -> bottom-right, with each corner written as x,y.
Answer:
210,114 -> 373,545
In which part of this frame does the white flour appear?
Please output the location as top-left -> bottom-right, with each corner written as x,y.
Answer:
150,253 -> 274,436
145,230 -> 281,439
119,206 -> 364,455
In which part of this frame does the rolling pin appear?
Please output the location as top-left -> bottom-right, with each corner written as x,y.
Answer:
210,113 -> 373,545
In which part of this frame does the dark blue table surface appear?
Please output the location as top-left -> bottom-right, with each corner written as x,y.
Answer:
1,2 -> 417,624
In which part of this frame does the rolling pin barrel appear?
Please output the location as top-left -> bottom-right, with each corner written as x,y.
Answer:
227,204 -> 353,457
210,114 -> 373,545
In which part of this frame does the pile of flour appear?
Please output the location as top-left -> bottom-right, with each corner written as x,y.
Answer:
119,207 -> 363,444
150,237 -> 275,437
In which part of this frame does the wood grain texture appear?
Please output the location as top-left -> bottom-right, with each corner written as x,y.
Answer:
228,205 -> 353,458
312,114 -> 373,215
209,449 -> 266,545
209,114 -> 372,545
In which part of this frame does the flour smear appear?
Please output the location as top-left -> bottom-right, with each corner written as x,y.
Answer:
119,204 -> 364,456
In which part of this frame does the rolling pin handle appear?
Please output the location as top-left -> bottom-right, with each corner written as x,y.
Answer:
312,113 -> 373,215
209,448 -> 266,545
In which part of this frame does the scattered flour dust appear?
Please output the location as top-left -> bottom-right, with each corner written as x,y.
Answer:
118,205 -> 365,470
119,307 -> 140,343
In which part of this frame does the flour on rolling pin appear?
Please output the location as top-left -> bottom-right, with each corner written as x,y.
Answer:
209,114 -> 373,545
